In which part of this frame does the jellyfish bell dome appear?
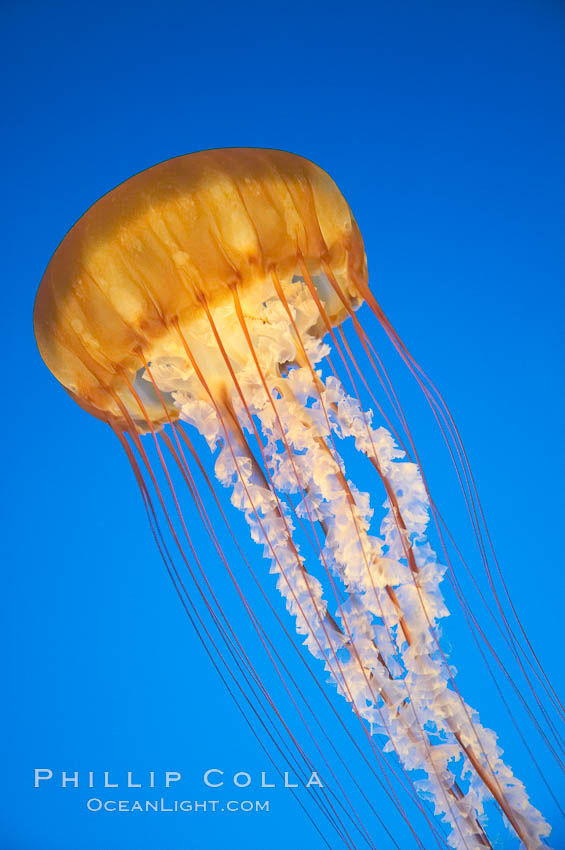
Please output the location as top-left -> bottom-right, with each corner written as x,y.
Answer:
33,148 -> 367,431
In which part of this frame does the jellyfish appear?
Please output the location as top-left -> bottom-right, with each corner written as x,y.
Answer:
33,148 -> 560,850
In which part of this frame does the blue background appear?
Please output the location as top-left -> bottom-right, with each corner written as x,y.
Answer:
2,1 -> 564,848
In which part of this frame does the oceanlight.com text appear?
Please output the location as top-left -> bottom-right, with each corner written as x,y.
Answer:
86,798 -> 270,813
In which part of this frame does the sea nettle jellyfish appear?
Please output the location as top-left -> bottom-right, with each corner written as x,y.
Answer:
34,149 -> 560,849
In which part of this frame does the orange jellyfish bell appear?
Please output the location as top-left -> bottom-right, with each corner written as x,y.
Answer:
33,148 -> 367,430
